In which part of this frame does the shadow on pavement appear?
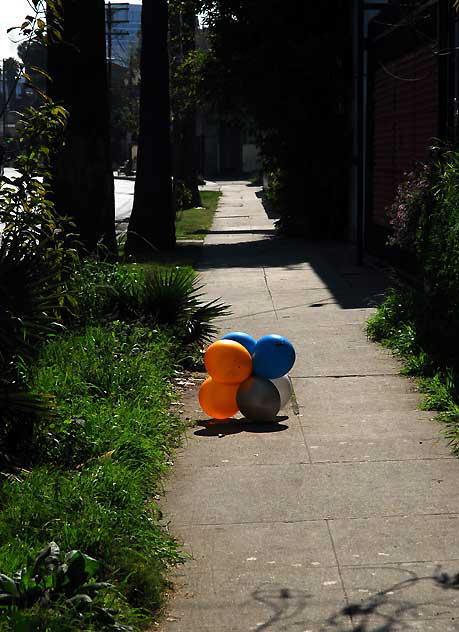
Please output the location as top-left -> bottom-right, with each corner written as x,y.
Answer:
124,181 -> 389,308
249,566 -> 459,631
195,179 -> 389,309
193,417 -> 289,437
251,584 -> 311,631
327,565 -> 459,631
197,235 -> 388,310
195,229 -> 274,235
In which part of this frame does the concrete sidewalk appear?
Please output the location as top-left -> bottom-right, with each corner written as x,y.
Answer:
161,182 -> 459,632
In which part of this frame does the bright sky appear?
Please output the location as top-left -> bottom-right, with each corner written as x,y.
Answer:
0,0 -> 143,60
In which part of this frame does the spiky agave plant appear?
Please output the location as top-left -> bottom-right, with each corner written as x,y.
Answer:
141,267 -> 230,345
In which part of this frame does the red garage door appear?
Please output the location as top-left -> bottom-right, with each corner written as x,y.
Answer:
373,45 -> 438,227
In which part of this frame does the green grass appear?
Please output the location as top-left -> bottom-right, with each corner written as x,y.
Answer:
116,190 -> 221,263
0,322 -> 187,629
73,259 -> 194,324
367,287 -> 459,455
0,255 -> 230,629
175,190 -> 221,240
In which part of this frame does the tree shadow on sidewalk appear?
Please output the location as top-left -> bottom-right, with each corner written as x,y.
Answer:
197,236 -> 388,310
250,584 -> 312,631
326,565 -> 459,631
245,565 -> 459,631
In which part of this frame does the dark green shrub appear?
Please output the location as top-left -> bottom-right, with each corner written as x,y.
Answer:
69,261 -> 144,324
371,148 -> 459,455
0,103 -> 77,455
385,146 -> 459,366
387,161 -> 434,254
140,267 -> 230,344
71,263 -> 230,346
0,542 -> 132,631
416,150 -> 459,304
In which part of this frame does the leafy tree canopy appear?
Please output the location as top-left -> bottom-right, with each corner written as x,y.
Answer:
184,0 -> 352,236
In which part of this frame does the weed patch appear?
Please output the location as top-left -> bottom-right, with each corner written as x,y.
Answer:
0,319 -> 188,629
367,287 -> 459,456
175,190 -> 221,240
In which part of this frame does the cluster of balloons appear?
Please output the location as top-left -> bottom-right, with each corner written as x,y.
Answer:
199,332 -> 296,421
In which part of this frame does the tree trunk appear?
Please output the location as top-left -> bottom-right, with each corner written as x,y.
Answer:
47,0 -> 116,255
171,8 -> 201,210
125,0 -> 175,256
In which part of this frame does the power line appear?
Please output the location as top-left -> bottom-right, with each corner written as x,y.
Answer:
106,2 -> 129,90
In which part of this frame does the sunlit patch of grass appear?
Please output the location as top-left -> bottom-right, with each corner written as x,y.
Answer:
0,322 -> 187,628
175,191 -> 221,240
367,287 -> 459,457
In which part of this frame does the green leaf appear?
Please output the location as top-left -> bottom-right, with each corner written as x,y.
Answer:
17,567 -> 35,593
64,551 -> 99,594
0,593 -> 15,606
79,582 -> 112,596
30,66 -> 52,81
67,593 -> 92,612
0,574 -> 18,596
33,542 -> 60,575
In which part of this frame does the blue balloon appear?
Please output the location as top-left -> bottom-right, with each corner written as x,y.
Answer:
221,331 -> 257,355
252,334 -> 296,379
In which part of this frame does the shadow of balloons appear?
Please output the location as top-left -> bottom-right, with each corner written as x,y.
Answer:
243,416 -> 289,433
194,419 -> 244,437
194,416 -> 289,437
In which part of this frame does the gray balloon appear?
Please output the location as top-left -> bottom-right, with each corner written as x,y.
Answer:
237,376 -> 281,422
270,375 -> 293,409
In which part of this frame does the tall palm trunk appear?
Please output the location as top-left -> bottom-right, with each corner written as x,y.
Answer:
47,0 -> 116,255
125,0 -> 175,255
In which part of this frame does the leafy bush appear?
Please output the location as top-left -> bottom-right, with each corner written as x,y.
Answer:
384,146 -> 459,364
367,286 -> 459,455
69,260 -> 144,324
0,542 -> 131,631
415,149 -> 459,306
70,263 -> 230,346
366,287 -> 433,375
0,103 -> 78,456
0,543 -> 101,608
387,161 -> 434,253
140,267 -> 230,344
172,180 -> 193,213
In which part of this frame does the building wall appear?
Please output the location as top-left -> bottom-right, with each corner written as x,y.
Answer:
243,144 -> 260,174
372,45 -> 438,227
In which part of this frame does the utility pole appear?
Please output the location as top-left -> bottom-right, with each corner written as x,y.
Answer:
352,0 -> 364,266
2,60 -> 7,142
107,2 -> 112,90
105,2 -> 129,91
351,1 -> 387,266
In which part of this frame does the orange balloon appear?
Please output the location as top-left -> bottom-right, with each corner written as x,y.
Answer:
199,377 -> 240,419
204,340 -> 252,384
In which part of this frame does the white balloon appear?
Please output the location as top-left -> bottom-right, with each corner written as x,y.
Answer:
270,375 -> 293,409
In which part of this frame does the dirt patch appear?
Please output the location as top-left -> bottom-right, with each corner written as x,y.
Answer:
170,370 -> 206,425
